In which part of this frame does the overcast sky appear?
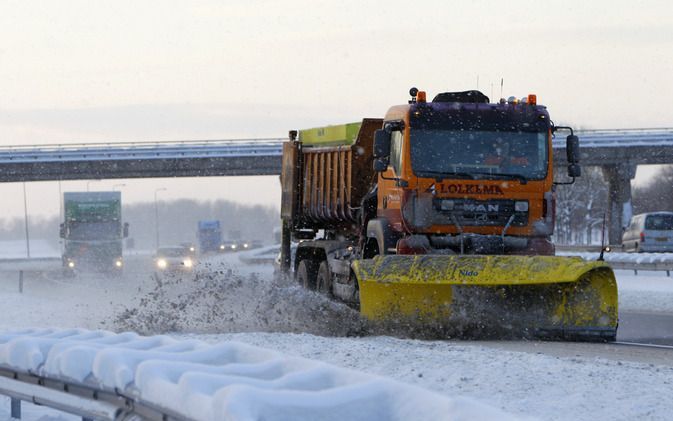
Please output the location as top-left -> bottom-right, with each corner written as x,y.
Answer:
1,1 -> 672,222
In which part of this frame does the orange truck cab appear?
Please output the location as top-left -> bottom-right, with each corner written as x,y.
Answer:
366,89 -> 581,257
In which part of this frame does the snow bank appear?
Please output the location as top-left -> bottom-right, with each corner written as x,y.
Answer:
0,328 -> 522,421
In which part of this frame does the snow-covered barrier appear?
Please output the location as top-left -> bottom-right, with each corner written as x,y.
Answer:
0,329 -> 521,421
558,251 -> 673,264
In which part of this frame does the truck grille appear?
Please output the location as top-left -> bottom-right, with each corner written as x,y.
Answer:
433,199 -> 528,226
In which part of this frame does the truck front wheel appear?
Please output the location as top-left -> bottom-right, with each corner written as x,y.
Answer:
296,260 -> 318,290
316,261 -> 333,297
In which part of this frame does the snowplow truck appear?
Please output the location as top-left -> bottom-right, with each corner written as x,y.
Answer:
279,88 -> 617,341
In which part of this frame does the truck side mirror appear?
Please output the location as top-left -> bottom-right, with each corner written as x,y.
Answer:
59,223 -> 65,239
373,129 -> 391,158
373,129 -> 391,172
568,163 -> 581,178
566,134 -> 581,177
566,134 -> 580,163
373,158 -> 389,172
123,222 -> 129,238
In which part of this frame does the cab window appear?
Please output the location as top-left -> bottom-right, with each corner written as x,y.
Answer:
389,131 -> 403,175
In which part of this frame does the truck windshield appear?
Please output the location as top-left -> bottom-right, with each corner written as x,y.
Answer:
68,221 -> 119,240
409,130 -> 548,180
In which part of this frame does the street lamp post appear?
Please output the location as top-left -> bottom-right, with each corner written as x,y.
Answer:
154,188 -> 167,250
23,183 -> 30,258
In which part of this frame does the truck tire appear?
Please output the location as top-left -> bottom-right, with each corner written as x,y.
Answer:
365,218 -> 399,258
316,261 -> 333,297
296,259 -> 318,290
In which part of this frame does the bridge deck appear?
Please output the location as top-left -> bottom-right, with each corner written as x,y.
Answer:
0,129 -> 671,182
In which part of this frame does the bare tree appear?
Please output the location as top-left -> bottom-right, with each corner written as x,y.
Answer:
554,166 -> 608,245
633,165 -> 673,214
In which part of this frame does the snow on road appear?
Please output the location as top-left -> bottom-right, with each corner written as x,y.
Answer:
0,253 -> 671,420
615,270 -> 673,313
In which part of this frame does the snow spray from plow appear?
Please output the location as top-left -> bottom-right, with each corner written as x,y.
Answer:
114,259 -> 367,337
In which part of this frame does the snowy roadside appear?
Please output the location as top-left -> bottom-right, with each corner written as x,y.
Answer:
192,332 -> 673,421
614,270 -> 673,313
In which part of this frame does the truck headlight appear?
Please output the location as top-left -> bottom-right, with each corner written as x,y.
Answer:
231,244 -> 237,250
243,243 -> 249,249
68,261 -> 75,268
157,259 -> 167,269
115,260 -> 123,268
515,201 -> 529,212
220,245 -> 225,250
183,258 -> 193,268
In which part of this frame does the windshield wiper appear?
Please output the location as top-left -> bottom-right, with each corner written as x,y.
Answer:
417,171 -> 475,181
470,172 -> 528,184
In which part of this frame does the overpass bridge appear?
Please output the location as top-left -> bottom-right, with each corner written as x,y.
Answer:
2,128 -> 672,243
0,138 -> 284,181
553,128 -> 673,243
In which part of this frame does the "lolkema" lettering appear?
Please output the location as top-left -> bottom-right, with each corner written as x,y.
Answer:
436,184 -> 504,195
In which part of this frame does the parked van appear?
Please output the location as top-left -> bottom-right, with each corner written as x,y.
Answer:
622,212 -> 673,252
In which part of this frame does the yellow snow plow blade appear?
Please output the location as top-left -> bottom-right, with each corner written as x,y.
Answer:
352,255 -> 618,341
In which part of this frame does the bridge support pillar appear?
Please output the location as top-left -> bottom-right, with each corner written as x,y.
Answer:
602,163 -> 636,245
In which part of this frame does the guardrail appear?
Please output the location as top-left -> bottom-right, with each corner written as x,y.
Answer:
556,246 -> 673,276
607,261 -> 672,276
0,367 -> 184,420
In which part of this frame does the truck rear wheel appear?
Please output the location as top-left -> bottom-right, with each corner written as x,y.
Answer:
316,261 -> 333,297
296,260 -> 318,290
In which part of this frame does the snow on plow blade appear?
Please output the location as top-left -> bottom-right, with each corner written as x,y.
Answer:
352,255 -> 618,341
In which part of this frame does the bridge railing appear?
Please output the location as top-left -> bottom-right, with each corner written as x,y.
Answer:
0,137 -> 287,152
0,138 -> 286,163
553,128 -> 673,148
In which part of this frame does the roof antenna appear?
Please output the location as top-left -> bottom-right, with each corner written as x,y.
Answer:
500,78 -> 504,100
598,212 -> 611,261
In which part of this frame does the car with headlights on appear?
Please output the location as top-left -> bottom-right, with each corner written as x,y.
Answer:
154,246 -> 195,272
218,241 -> 239,252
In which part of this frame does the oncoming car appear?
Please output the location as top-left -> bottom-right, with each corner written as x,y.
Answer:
154,246 -> 195,272
622,212 -> 673,253
218,241 -> 239,252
